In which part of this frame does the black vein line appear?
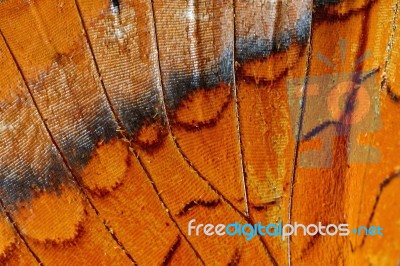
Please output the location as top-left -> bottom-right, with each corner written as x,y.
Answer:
135,155 -> 206,266
0,25 -> 137,266
381,0 -> 400,106
302,67 -> 379,141
349,169 -> 400,253
148,1 -> 249,223
144,3 -> 207,265
287,13 -> 314,266
72,1 -> 168,263
386,84 -> 400,102
330,2 -> 375,258
148,2 -> 278,265
287,1 -> 376,260
0,31 -> 46,266
381,0 -> 399,96
73,0 -> 200,262
360,170 -> 400,247
232,0 -> 250,218
290,3 -> 374,260
111,0 -> 120,14
231,1 -> 278,263
302,120 -> 341,140
73,0 -> 125,133
162,124 -> 278,265
355,0 -> 399,245
0,198 -> 43,265
149,0 -> 248,222
162,235 -> 182,266
287,1 -> 379,260
75,0 -> 213,264
176,199 -> 221,217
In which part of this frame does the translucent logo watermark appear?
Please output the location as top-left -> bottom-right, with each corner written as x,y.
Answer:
287,39 -> 381,168
187,219 -> 383,241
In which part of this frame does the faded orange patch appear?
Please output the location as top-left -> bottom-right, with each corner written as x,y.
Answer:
13,186 -> 85,243
240,43 -> 303,82
0,214 -> 16,256
134,119 -> 166,147
173,83 -> 231,128
81,139 -> 128,196
0,0 -> 83,80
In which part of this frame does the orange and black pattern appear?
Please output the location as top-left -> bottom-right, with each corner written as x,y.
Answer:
0,0 -> 399,265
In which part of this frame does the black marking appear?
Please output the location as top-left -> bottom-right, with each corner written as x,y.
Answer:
301,68 -> 379,141
0,96 -> 165,207
158,110 -> 279,264
313,0 -> 376,21
360,170 -> 400,247
118,96 -> 165,136
164,50 -> 234,110
162,236 -> 181,266
250,200 -> 279,212
235,11 -> 312,63
177,199 -> 220,217
171,92 -> 231,131
0,149 -> 72,209
303,120 -> 341,141
61,106 -> 118,170
287,11 -> 314,265
110,0 -> 120,14
386,84 -> 400,103
117,97 -> 168,150
315,0 -> 342,7
239,64 -> 292,85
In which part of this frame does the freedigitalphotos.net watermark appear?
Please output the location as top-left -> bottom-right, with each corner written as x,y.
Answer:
187,219 -> 383,241
286,39 -> 381,168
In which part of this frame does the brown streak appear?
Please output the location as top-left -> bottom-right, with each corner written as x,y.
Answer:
176,199 -> 221,217
386,83 -> 400,103
235,43 -> 308,85
162,235 -> 181,266
227,248 -> 241,266
297,234 -> 322,261
135,154 -> 205,265
250,200 -> 279,212
360,170 -> 400,247
314,0 -> 379,21
171,94 -> 231,131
